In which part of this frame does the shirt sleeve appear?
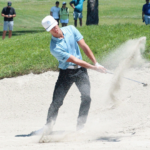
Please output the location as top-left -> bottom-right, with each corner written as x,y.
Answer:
50,45 -> 71,62
71,25 -> 83,42
1,8 -> 5,14
13,8 -> 16,15
50,7 -> 53,12
142,5 -> 144,11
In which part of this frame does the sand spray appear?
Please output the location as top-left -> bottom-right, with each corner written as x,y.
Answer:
106,37 -> 146,106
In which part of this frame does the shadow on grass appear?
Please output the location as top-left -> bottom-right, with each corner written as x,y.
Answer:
0,30 -> 44,36
96,136 -> 120,142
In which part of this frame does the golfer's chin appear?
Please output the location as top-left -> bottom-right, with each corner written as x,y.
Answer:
55,31 -> 59,34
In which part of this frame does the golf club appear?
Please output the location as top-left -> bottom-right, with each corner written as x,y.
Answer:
107,70 -> 148,87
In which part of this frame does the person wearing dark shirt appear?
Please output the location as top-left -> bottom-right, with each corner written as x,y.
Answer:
142,0 -> 150,25
1,1 -> 16,40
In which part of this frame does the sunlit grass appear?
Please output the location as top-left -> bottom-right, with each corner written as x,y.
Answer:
0,23 -> 150,79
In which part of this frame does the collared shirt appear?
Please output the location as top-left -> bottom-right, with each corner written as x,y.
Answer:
1,7 -> 16,21
142,3 -> 150,15
50,25 -> 83,69
50,6 -> 60,19
70,0 -> 85,12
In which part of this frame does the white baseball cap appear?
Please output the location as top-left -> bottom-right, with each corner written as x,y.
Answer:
41,16 -> 58,32
62,2 -> 66,4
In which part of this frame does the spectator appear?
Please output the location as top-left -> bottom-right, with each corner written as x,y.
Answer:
1,1 -> 16,40
142,0 -> 150,25
60,2 -> 69,27
70,0 -> 85,27
50,1 -> 60,25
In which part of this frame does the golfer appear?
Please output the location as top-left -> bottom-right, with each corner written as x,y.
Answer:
1,1 -> 16,40
30,16 -> 106,135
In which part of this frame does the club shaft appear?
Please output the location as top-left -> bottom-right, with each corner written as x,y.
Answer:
107,71 -> 145,85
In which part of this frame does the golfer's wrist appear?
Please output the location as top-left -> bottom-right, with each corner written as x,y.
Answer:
94,62 -> 99,66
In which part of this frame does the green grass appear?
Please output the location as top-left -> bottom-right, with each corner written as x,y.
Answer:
0,0 -> 150,79
0,24 -> 150,79
0,0 -> 145,33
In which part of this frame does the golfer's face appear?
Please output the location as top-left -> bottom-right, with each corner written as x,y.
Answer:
50,25 -> 60,34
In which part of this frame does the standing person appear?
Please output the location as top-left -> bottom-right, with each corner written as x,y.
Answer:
142,0 -> 150,25
1,1 -> 16,40
70,0 -> 85,27
50,1 -> 60,25
28,16 -> 106,136
60,2 -> 69,27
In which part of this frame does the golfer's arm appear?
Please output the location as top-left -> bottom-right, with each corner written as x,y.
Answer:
50,12 -> 53,16
67,55 -> 97,70
78,39 -> 97,65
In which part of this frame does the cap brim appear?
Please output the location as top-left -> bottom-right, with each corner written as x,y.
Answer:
46,21 -> 58,32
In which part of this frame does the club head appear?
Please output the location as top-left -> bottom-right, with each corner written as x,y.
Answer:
143,83 -> 148,87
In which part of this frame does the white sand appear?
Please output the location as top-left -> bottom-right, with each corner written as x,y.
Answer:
1,38 -> 150,149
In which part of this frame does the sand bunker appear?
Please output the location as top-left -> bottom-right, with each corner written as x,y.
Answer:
0,37 -> 150,149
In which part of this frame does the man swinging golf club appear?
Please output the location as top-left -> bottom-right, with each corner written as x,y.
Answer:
30,15 -> 106,136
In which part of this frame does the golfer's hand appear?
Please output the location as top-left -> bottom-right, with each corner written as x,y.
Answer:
5,15 -> 9,18
95,62 -> 107,73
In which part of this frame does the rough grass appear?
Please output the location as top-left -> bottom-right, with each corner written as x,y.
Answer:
0,24 -> 150,79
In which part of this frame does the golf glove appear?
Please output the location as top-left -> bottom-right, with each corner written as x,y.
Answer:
95,62 -> 104,68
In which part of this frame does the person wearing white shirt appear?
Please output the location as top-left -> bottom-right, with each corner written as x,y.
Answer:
50,1 -> 60,25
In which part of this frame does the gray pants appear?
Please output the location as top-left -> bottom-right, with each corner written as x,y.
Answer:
47,67 -> 91,130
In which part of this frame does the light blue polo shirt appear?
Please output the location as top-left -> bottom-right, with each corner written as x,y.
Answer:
50,25 -> 83,70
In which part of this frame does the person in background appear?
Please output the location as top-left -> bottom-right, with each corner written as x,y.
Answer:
1,1 -> 16,40
60,2 -> 69,27
142,0 -> 150,25
50,1 -> 60,25
70,0 -> 85,27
